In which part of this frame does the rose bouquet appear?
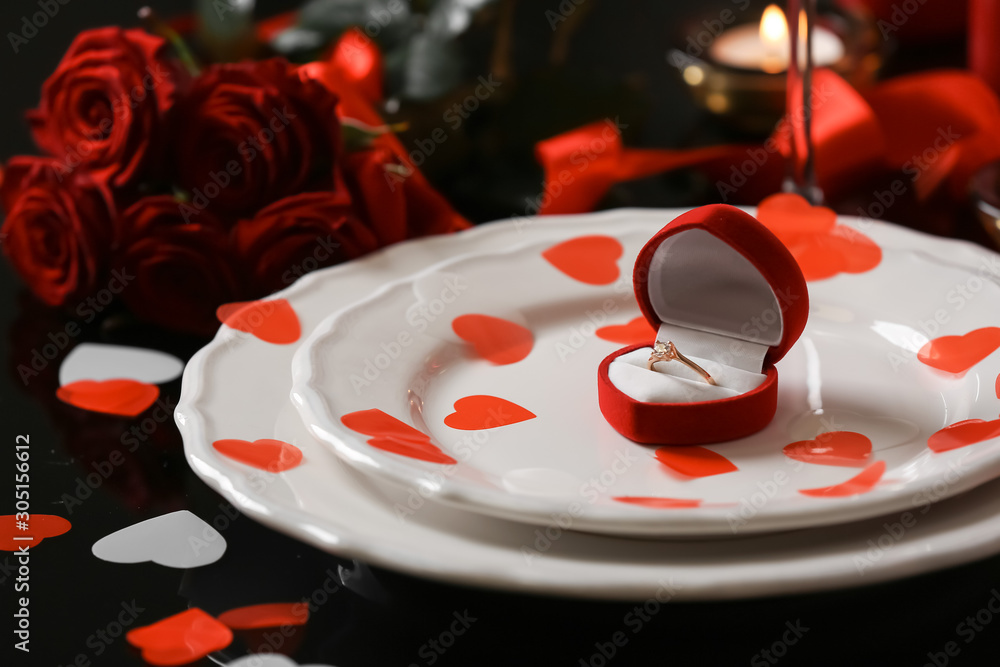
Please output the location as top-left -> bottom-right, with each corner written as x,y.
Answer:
0,22 -> 468,336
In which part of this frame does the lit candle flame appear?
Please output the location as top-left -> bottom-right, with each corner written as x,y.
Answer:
759,4 -> 788,46
759,4 -> 788,73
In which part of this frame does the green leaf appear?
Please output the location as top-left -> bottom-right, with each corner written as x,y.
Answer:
341,118 -> 409,151
196,0 -> 256,61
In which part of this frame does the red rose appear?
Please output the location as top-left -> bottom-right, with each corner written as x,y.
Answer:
341,146 -> 469,246
115,196 -> 240,336
27,27 -> 181,188
0,157 -> 114,306
233,191 -> 379,294
172,58 -> 340,218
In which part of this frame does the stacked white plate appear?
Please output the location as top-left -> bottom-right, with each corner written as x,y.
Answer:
177,208 -> 1000,600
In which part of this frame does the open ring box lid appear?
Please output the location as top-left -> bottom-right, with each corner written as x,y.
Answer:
597,204 -> 809,445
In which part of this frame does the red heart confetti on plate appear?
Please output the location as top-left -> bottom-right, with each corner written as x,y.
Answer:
786,227 -> 882,282
452,314 -> 534,365
928,418 -> 1000,453
654,446 -> 738,478
798,460 -> 886,497
596,316 -> 657,345
56,379 -> 159,416
542,235 -> 623,285
756,193 -> 881,282
612,496 -> 702,509
212,439 -> 303,472
341,408 -> 432,443
757,192 -> 837,237
918,327 -> 1000,374
217,299 -> 301,344
367,436 -> 458,464
783,431 -> 872,467
0,514 -> 71,551
341,409 -> 457,464
126,608 -> 232,666
443,395 -> 537,430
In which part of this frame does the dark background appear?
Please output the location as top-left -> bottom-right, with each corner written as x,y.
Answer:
2,1 -> 1000,666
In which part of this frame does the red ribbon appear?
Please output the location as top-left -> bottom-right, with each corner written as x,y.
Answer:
535,68 -> 1000,214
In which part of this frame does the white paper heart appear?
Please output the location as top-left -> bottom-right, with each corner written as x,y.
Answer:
92,510 -> 226,568
227,656 -> 334,667
60,343 -> 184,386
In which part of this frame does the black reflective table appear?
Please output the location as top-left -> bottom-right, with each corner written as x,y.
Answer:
3,1 -> 1000,665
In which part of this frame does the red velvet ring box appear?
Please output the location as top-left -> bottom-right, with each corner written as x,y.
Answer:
597,204 -> 809,445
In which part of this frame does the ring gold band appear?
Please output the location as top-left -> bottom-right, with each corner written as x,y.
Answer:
646,340 -> 717,386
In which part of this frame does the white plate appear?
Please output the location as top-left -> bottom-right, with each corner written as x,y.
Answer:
178,209 -> 1000,600
291,213 -> 1000,536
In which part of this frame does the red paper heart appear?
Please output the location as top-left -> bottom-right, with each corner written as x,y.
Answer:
596,316 -> 657,345
918,327 -> 1000,373
757,193 -> 881,282
443,395 -> 537,430
783,431 -> 873,467
212,439 -> 303,472
56,379 -> 159,416
928,418 -> 1000,453
126,608 -> 232,666
654,446 -> 738,478
787,227 -> 882,282
341,408 -> 432,443
542,235 -> 623,285
452,314 -> 534,365
367,436 -> 458,464
218,603 -> 308,630
612,496 -> 702,509
216,298 -> 301,344
757,193 -> 837,237
341,409 -> 457,464
0,514 -> 71,551
798,460 -> 886,497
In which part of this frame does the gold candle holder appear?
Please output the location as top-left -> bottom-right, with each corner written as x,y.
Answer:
670,7 -> 884,135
